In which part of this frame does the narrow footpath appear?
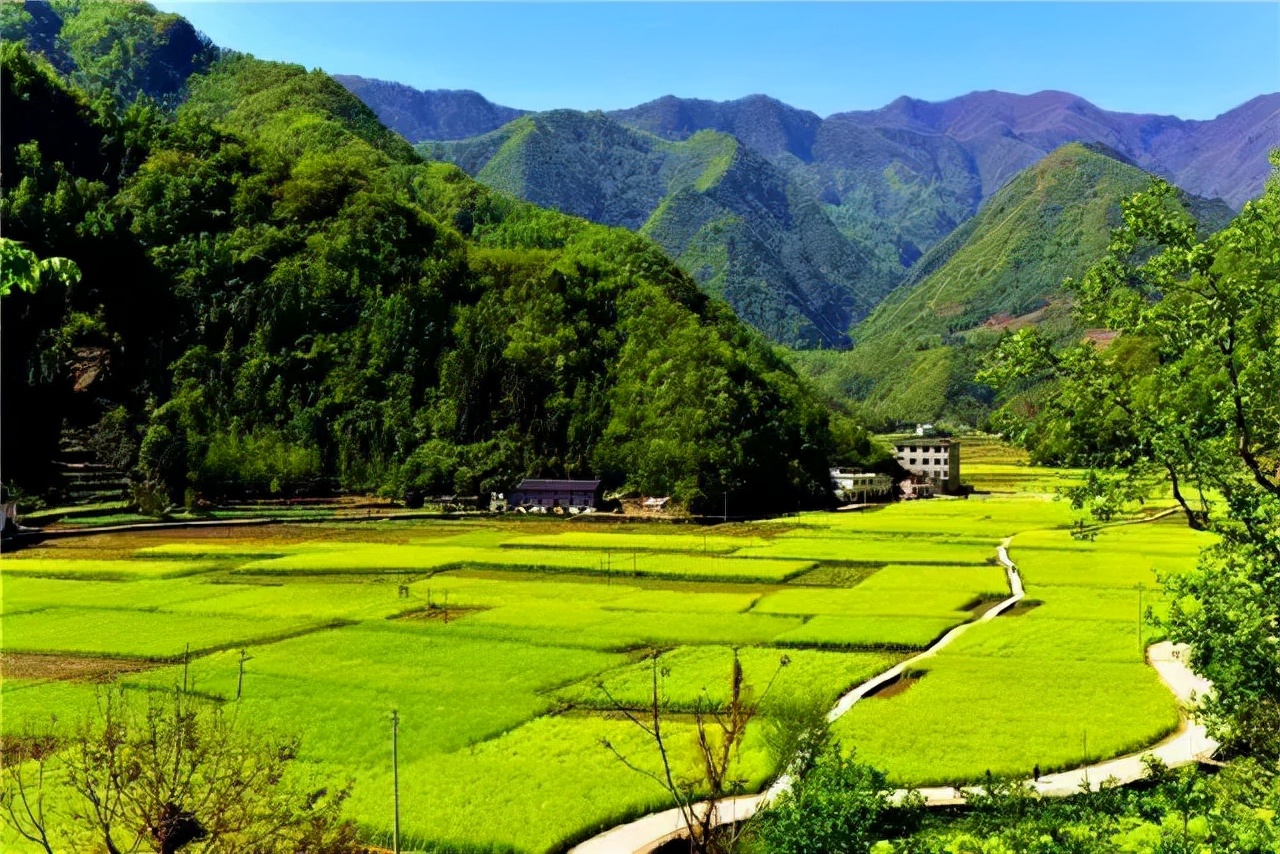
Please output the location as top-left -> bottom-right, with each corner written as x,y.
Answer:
569,539 -> 1218,854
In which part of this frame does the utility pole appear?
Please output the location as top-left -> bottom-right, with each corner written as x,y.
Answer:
724,492 -> 728,522
391,709 -> 401,854
236,649 -> 253,700
1082,729 -> 1089,789
1136,583 -> 1146,659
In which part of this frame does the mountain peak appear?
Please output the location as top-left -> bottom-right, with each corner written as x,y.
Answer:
334,75 -> 526,141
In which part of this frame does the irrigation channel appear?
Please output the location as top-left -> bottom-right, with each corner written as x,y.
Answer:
569,538 -> 1220,854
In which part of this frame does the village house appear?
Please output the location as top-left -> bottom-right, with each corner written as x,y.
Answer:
900,476 -> 935,500
507,478 -> 603,511
892,436 -> 961,494
829,468 -> 895,503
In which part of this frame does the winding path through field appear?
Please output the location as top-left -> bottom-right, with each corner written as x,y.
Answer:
568,538 -> 1218,854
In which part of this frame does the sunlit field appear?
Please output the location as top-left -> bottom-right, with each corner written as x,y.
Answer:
1,463 -> 1213,852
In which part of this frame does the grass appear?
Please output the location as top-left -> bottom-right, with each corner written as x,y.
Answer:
0,466 -> 1214,853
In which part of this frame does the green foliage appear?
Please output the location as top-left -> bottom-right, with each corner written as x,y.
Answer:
201,430 -> 324,496
0,237 -> 80,297
1,32 -> 838,514
752,746 -> 906,854
6,0 -> 221,111
893,760 -> 1280,854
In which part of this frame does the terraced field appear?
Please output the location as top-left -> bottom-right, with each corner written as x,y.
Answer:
0,461 -> 1211,853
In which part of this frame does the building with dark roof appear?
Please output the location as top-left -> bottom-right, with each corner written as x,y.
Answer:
508,479 -> 603,511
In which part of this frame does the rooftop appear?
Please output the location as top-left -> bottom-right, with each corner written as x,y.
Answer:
514,479 -> 602,491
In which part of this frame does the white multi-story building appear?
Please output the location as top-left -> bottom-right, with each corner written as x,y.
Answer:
892,438 -> 961,494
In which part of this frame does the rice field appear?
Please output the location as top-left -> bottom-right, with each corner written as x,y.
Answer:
0,461 -> 1214,853
831,513 -> 1214,784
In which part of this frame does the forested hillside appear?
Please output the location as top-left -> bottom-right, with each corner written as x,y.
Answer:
426,109 -> 898,347
0,0 -> 219,108
789,144 -> 1235,427
0,2 -> 844,515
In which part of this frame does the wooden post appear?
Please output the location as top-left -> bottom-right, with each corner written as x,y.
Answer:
236,649 -> 252,700
1136,583 -> 1145,658
391,709 -> 401,854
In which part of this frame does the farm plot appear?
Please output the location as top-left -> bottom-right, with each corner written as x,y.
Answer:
833,512 -> 1211,785
555,645 -> 901,713
225,541 -> 815,582
0,557 -> 226,580
835,657 -> 1179,784
731,534 -> 997,565
774,615 -> 963,650
0,606 -> 333,659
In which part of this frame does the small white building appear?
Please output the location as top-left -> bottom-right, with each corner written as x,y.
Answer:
892,437 -> 961,494
830,468 -> 894,503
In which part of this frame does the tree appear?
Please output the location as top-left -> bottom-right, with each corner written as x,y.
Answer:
0,718 -> 59,854
751,745 -> 904,854
599,651 -> 789,854
0,687 -> 366,854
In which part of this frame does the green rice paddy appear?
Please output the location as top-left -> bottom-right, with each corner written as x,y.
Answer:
0,456 -> 1214,853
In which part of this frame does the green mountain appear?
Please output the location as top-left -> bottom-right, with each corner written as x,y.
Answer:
789,143 -> 1236,427
423,110 -> 899,348
1,10 -> 839,514
2,0 -> 220,109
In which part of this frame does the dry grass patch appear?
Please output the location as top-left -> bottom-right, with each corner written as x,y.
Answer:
1,652 -> 159,682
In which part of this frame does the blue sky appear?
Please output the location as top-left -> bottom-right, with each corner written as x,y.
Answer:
157,2 -> 1279,119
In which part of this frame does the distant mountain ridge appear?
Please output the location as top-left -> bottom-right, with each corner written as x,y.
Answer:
611,89 -> 1276,263
343,82 -> 1278,212
823,89 -> 1279,210
342,81 -> 1276,349
333,74 -> 525,140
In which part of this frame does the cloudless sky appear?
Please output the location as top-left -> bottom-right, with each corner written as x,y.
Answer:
156,2 -> 1279,119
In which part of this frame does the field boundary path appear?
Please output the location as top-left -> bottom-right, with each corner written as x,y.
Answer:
1,511 -> 478,551
568,539 -> 1218,854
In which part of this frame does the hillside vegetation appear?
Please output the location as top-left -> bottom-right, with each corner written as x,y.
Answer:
790,144 -> 1234,427
424,110 -> 899,348
0,3 -> 841,514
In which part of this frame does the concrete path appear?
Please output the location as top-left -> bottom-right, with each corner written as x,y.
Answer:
569,541 -> 1216,854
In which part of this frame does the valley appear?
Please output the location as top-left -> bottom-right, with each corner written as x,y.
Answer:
1,453 -> 1211,853
1,3 -> 1277,853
